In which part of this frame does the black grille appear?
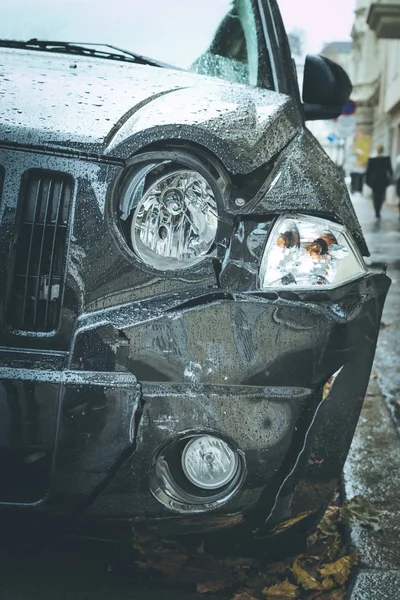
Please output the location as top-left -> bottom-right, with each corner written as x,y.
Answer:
7,170 -> 73,333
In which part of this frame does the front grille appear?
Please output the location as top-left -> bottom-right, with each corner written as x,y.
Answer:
7,170 -> 73,333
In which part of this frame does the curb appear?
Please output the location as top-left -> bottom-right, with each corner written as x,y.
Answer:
343,381 -> 400,598
348,570 -> 400,599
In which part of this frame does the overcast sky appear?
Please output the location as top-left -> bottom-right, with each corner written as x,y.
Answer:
278,0 -> 356,53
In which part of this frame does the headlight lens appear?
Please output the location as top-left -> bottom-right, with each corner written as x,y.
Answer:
129,168 -> 218,270
181,435 -> 239,490
260,214 -> 367,290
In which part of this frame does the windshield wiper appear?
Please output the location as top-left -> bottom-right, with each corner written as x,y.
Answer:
0,39 -> 173,68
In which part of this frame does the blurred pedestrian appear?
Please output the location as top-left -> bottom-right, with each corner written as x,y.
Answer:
366,145 -> 393,219
395,155 -> 400,219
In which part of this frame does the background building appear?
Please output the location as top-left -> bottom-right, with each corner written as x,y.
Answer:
287,2 -> 400,196
350,0 -> 400,200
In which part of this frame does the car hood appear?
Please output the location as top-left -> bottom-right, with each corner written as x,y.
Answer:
0,47 -> 301,173
0,47 -> 368,253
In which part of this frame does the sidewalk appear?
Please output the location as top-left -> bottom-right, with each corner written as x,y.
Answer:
344,193 -> 400,599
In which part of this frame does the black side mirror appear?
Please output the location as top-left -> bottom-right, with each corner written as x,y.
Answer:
302,54 -> 352,121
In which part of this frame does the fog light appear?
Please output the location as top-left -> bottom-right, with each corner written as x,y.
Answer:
181,435 -> 238,490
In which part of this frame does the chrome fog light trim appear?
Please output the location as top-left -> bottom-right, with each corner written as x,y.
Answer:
150,434 -> 245,514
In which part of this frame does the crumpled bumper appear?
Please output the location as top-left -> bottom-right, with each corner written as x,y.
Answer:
0,273 -> 390,536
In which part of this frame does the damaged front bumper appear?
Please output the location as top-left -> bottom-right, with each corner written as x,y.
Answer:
0,272 -> 390,537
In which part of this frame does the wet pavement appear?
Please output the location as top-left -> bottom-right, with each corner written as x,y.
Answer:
344,192 -> 400,599
359,194 -> 400,426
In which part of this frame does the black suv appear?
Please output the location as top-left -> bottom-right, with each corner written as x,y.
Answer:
0,0 -> 389,545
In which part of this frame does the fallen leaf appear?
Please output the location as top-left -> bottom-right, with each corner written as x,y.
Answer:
306,531 -> 319,548
197,577 -> 235,593
270,512 -> 312,535
319,552 -> 358,586
325,534 -> 342,561
317,506 -> 340,538
132,496 -> 356,599
321,577 -> 335,590
341,496 -> 381,531
262,579 -> 299,598
292,559 -> 321,591
264,560 -> 292,576
232,592 -> 258,600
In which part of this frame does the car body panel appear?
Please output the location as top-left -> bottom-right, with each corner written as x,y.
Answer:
0,0 -> 388,539
0,47 -> 299,174
0,48 -> 367,254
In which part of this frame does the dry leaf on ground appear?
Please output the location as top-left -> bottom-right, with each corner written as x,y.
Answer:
231,592 -> 258,600
262,578 -> 299,598
270,513 -> 312,535
132,495 -> 366,599
341,496 -> 381,531
317,506 -> 340,538
319,552 -> 358,586
292,559 -> 321,591
197,577 -> 236,593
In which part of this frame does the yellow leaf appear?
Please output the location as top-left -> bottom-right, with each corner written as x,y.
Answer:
270,512 -> 312,535
292,559 -> 322,591
262,578 -> 299,598
317,506 -> 340,538
321,577 -> 335,590
326,534 -> 342,561
319,553 -> 357,586
231,593 -> 258,600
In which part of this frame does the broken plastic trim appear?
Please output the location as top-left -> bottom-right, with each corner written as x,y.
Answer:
254,367 -> 345,537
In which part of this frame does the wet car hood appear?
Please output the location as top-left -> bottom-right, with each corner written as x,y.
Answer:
0,47 -> 368,254
0,47 -> 301,173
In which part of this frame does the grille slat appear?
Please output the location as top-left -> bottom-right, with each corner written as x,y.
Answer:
32,179 -> 53,328
44,180 -> 65,330
7,170 -> 73,333
21,177 -> 43,325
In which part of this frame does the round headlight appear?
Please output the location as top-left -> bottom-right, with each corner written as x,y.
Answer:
181,435 -> 239,490
130,168 -> 218,270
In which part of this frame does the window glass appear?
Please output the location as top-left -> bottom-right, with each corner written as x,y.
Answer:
0,0 -> 273,88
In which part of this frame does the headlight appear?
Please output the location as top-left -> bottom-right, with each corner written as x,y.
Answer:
259,214 -> 367,290
125,165 -> 218,271
181,435 -> 239,490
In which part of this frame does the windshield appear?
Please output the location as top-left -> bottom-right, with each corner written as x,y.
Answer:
0,0 -> 273,88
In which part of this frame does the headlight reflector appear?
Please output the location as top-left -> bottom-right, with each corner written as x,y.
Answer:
260,214 -> 367,289
181,435 -> 239,490
130,168 -> 218,270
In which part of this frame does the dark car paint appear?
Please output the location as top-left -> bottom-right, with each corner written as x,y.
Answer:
0,48 -> 367,253
0,274 -> 389,534
0,0 -> 389,540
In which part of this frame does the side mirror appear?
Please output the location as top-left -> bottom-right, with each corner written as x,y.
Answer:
302,54 -> 352,121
